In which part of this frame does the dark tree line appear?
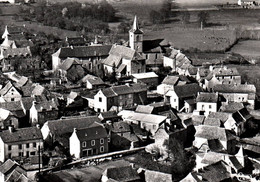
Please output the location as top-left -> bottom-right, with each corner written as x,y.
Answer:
149,0 -> 172,24
21,1 -> 116,35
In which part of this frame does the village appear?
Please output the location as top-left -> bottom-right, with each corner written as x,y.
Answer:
0,0 -> 259,182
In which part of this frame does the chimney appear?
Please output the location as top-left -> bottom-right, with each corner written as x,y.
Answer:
8,125 -> 14,133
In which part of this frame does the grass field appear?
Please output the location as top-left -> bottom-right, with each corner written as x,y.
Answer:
230,40 -> 260,58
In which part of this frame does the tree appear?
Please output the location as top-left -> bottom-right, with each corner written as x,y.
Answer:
198,11 -> 209,28
160,0 -> 172,22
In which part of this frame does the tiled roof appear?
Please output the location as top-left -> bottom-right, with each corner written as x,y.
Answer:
66,37 -> 87,45
0,81 -> 13,96
53,45 -> 112,59
103,44 -> 143,67
1,47 -> 31,59
196,92 -> 218,103
74,122 -> 107,141
0,101 -> 25,118
35,100 -> 58,111
162,76 -> 179,85
199,161 -> 231,182
59,57 -> 82,71
101,84 -> 147,97
104,166 -> 140,182
212,66 -> 240,77
195,125 -> 235,141
109,121 -> 131,133
143,39 -> 168,53
204,117 -> 221,127
220,102 -> 244,113
0,159 -> 20,175
173,83 -> 202,99
0,127 -> 42,143
99,111 -> 119,120
135,105 -> 154,114
213,84 -> 256,94
21,97 -> 35,110
207,112 -> 230,123
32,84 -> 46,96
81,74 -> 104,86
47,116 -> 100,136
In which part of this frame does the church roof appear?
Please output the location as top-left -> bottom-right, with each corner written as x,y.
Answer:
129,16 -> 143,34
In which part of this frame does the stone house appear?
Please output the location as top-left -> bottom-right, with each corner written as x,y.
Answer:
70,122 -> 109,158
94,84 -> 147,112
0,126 -> 43,163
195,92 -> 219,116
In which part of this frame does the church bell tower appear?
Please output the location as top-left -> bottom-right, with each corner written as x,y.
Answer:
129,16 -> 143,53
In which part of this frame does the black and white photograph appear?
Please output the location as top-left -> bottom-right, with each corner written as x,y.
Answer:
0,0 -> 259,181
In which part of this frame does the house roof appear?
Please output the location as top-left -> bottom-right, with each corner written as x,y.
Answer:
47,116 -> 100,136
0,159 -> 19,175
195,125 -> 235,141
35,100 -> 58,111
101,84 -> 147,97
196,92 -> 218,103
220,102 -> 244,113
109,121 -> 131,133
132,72 -> 158,79
104,166 -> 140,182
65,37 -> 87,45
32,84 -> 46,96
162,76 -> 179,85
103,44 -> 143,67
199,161 -> 231,182
135,105 -> 154,114
229,156 -> 243,170
0,127 -> 42,143
212,66 -> 240,77
118,110 -> 167,125
204,118 -> 221,127
143,39 -> 169,53
74,122 -> 107,141
81,74 -> 104,86
0,81 -> 15,96
129,15 -> 143,34
21,97 -> 35,110
53,45 -> 112,59
0,101 -> 25,118
59,57 -> 82,71
1,47 -> 31,59
173,83 -> 202,99
213,84 -> 256,94
99,111 -> 119,120
207,112 -> 230,123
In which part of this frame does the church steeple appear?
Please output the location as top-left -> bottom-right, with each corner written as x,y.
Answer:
129,16 -> 143,53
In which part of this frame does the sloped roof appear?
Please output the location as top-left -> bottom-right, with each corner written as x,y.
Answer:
104,166 -> 140,182
162,76 -> 179,85
212,66 -> 240,77
75,122 -> 107,141
101,84 -> 147,97
81,74 -> 104,85
21,97 -> 35,110
204,118 -> 221,127
53,45 -> 112,59
47,116 -> 100,136
103,44 -> 143,67
35,100 -> 58,111
173,83 -> 202,99
0,101 -> 25,118
0,127 -> 42,143
32,84 -> 45,96
220,102 -> 244,113
0,82 -> 14,96
213,84 -> 256,94
207,112 -> 230,124
199,161 -> 231,182
1,47 -> 31,59
0,159 -> 19,174
99,111 -> 119,120
108,121 -> 131,133
135,105 -> 154,114
196,92 -> 218,103
59,57 -> 82,71
143,39 -> 168,53
195,125 -> 235,141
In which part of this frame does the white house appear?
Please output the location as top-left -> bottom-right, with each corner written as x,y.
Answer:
195,92 -> 219,116
0,82 -> 21,102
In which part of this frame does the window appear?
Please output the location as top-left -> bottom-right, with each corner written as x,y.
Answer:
209,105 -> 212,109
201,105 -> 205,110
11,98 -> 14,101
26,151 -> 29,157
174,99 -> 176,102
91,140 -> 95,146
19,152 -> 23,157
8,154 -> 11,159
128,94 -> 132,98
33,143 -> 36,148
108,138 -> 110,142
100,138 -> 104,144
19,144 -> 22,149
153,125 -> 156,129
30,151 -> 36,156
97,108 -> 101,112
8,145 -> 12,150
82,141 -> 86,147
99,97 -> 102,102
100,146 -> 104,153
